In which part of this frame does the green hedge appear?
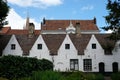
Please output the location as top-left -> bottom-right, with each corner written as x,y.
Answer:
0,55 -> 53,80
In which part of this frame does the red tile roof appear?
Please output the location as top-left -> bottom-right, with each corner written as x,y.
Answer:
41,19 -> 99,31
0,27 -> 11,34
0,27 -> 41,35
6,29 -> 40,35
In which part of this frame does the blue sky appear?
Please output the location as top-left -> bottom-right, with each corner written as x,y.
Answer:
6,0 -> 109,32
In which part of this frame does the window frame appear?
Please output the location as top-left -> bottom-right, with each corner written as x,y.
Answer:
37,44 -> 42,50
92,43 -> 96,49
11,44 -> 16,50
65,44 -> 70,49
83,59 -> 92,71
70,59 -> 79,71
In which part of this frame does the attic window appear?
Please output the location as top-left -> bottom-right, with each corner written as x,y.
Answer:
11,44 -> 16,50
37,44 -> 42,49
92,43 -> 96,49
65,44 -> 70,49
76,22 -> 80,25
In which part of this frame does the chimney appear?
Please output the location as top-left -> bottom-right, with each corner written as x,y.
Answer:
43,17 -> 46,25
25,14 -> 30,30
28,23 -> 35,38
75,22 -> 81,36
93,17 -> 96,24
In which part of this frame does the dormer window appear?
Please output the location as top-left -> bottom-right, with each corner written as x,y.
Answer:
58,28 -> 62,30
66,21 -> 76,34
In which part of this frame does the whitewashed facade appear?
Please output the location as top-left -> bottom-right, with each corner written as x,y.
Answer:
1,18 -> 120,73
29,35 -> 52,61
2,35 -> 23,56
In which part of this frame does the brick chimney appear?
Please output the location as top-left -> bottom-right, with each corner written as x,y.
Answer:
75,22 -> 81,37
28,23 -> 35,38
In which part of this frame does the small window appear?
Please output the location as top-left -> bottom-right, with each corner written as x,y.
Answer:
37,44 -> 42,49
11,44 -> 16,50
92,43 -> 96,49
65,44 -> 70,49
83,59 -> 92,71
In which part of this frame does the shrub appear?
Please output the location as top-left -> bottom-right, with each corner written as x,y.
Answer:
31,71 -> 62,80
85,73 -> 104,80
111,72 -> 120,80
0,55 -> 53,80
95,74 -> 104,80
85,73 -> 96,80
0,77 -> 8,80
66,71 -> 85,80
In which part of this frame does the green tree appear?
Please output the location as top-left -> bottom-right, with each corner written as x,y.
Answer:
103,0 -> 120,40
0,0 -> 9,29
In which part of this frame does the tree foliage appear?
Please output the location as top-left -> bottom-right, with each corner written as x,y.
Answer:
103,0 -> 120,40
0,0 -> 9,29
0,55 -> 53,80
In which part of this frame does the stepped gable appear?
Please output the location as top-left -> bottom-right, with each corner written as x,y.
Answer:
69,34 -> 92,55
0,35 -> 12,55
42,34 -> 66,55
15,35 -> 39,55
41,19 -> 99,31
95,34 -> 116,54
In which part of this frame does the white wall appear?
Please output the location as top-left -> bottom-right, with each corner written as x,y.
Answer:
29,35 -> 52,61
3,35 -> 23,56
2,34 -> 120,72
54,35 -> 78,71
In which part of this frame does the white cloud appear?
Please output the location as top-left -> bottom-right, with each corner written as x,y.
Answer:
81,5 -> 94,11
7,0 -> 63,8
6,8 -> 40,29
105,30 -> 113,33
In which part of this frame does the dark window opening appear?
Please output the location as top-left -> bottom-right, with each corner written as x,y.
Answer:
105,50 -> 112,55
38,44 -> 42,49
92,43 -> 96,49
11,44 -> 16,50
65,44 -> 70,49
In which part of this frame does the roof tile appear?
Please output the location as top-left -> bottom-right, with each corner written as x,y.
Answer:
41,20 -> 99,31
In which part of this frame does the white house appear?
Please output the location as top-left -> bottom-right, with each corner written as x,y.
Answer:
0,17 -> 120,73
